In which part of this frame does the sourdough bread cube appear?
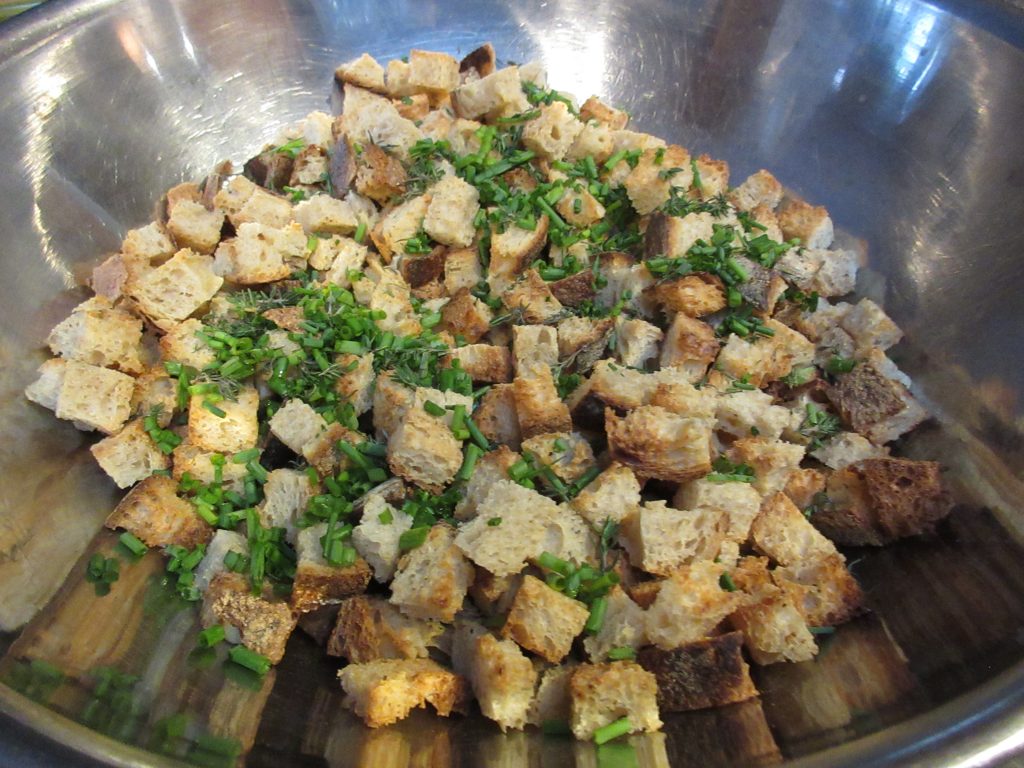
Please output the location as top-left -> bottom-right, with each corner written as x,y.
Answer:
339,657 -> 468,728
204,572 -> 297,663
469,568 -> 523,617
810,431 -> 887,470
166,199 -> 225,254
580,96 -> 630,129
644,561 -> 747,650
452,66 -> 529,120
55,360 -> 135,434
502,575 -> 590,663
122,222 -> 176,262
840,298 -> 903,354
446,344 -> 513,383
606,405 -> 712,483
570,462 -> 642,530
47,296 -> 144,374
315,235 -> 368,278
440,288 -> 493,343
512,324 -> 559,371
234,187 -> 294,229
778,199 -> 834,250
527,663 -> 577,726
386,400 -> 464,492
25,358 -> 67,412
488,215 -> 550,294
212,222 -> 304,285
648,377 -> 717,422
258,468 -> 312,543
644,210 -> 716,260
193,529 -> 248,594
727,437 -> 805,496
620,501 -> 728,576
105,474 -> 211,548
356,145 -> 411,207
390,524 -> 474,622
466,632 -> 538,731
454,446 -> 521,522
335,351 -> 376,415
159,318 -> 215,370
212,175 -> 258,220
692,154 -> 730,198
542,506 -> 600,566
624,145 -> 693,215
566,121 -> 614,162
335,52 -> 386,92
521,431 -> 596,483
302,422 -> 366,477
423,175 -> 479,247
501,269 -> 565,324
660,314 -> 719,381
394,92 -> 431,121
715,389 -> 800,441
730,558 -> 817,665
556,315 -> 612,364
473,383 -> 522,449
812,248 -> 859,296
127,248 -> 223,329
672,479 -> 762,543
329,594 -> 444,661
614,317 -> 663,369
582,586 -> 648,662
171,443 -> 248,490
268,399 -> 327,454
750,492 -> 838,567
774,554 -> 865,627
408,49 -> 460,95
352,494 -> 415,583
291,522 -> 373,613
373,196 -> 432,264
444,247 -> 483,294
339,83 -> 424,160
372,373 -> 416,440
521,102 -> 584,161
293,193 -> 361,236
385,58 -> 415,97
513,363 -> 572,439
729,170 -> 783,212
569,662 -> 662,740
187,385 -> 259,454
90,419 -> 169,489
646,274 -> 726,318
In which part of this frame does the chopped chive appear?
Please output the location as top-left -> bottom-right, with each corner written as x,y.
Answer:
197,625 -> 226,648
423,400 -> 446,417
118,532 -> 147,558
585,596 -> 609,634
607,646 -> 636,661
398,526 -> 430,552
201,400 -> 227,418
593,716 -> 632,745
487,517 -> 502,527
464,415 -> 490,451
227,645 -> 271,676
456,443 -> 483,482
231,448 -> 260,464
719,572 -> 738,592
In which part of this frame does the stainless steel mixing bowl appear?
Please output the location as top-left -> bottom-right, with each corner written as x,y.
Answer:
2,0 -> 1024,765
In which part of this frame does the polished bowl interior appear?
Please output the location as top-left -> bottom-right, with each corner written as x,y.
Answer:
2,0 -> 1024,766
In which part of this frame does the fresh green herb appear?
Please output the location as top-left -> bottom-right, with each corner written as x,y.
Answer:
281,185 -> 307,203
423,399 -> 446,417
118,532 -> 147,558
607,646 -> 636,661
706,457 -> 756,484
593,717 -> 632,745
719,572 -> 738,592
585,596 -> 609,633
487,517 -> 502,527
228,645 -> 271,676
399,526 -> 430,552
799,403 -> 841,450
521,80 -> 579,116
164,543 -> 207,602
354,221 -> 367,243
272,137 -> 305,159
826,355 -> 857,375
197,625 -> 226,648
785,287 -> 820,313
85,553 -> 120,596
781,365 -> 816,388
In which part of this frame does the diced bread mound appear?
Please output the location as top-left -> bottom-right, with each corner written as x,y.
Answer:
422,175 -> 479,247
329,595 -> 444,661
501,269 -> 565,324
513,363 -> 572,439
440,288 -> 493,343
339,84 -> 424,160
672,479 -> 762,543
778,199 -> 834,249
55,360 -> 135,434
268,398 -> 327,454
258,468 -> 312,542
570,462 -> 641,530
194,529 -> 247,593
715,389 -> 799,441
819,457 -> 952,546
293,193 -> 360,236
453,66 -> 529,120
512,324 -> 559,371
811,431 -> 887,469
527,663 -> 577,726
624,145 -> 692,215
387,398 -> 464,492
446,344 -> 512,383
444,247 -> 483,294
647,274 -> 727,318
372,196 -> 431,264
90,419 -> 169,489
644,562 -> 746,650
24,359 -> 67,412
727,437 -> 805,496
583,586 -> 648,661
335,52 -> 387,92
636,632 -> 758,712
455,446 -> 521,521
569,662 -> 662,740
659,314 -> 719,381
159,318 -> 215,370
521,431 -> 596,483
47,296 -> 144,374
729,170 -> 783,212
488,216 -> 550,294
166,199 -> 225,254
291,523 -> 372,613
352,494 -> 415,582
474,383 -> 522,449
729,562 -> 817,665
605,405 -> 712,483
213,222 -> 305,285
774,554 -> 865,627
127,248 -> 224,329
105,475 -> 211,548
170,443 -> 248,490
122,222 -> 176,262
520,102 -> 584,162
187,385 -> 259,453
750,492 -> 838,567
614,317 -> 663,369
339,657 -> 468,727
776,247 -> 858,298
390,524 -> 474,622
204,572 -> 297,663
620,501 -> 728,576
825,352 -> 927,445
502,575 -> 590,663
455,480 -> 559,576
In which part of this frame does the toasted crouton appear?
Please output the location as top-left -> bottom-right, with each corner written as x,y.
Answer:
369,194 -> 430,262
620,501 -> 728,576
387,400 -> 464,492
444,247 -> 483,294
352,494 -> 414,583
512,324 -> 559,371
647,273 -> 726,318
715,389 -> 799,442
735,257 -> 788,314
459,42 -> 496,78
776,247 -> 858,298
606,406 -> 712,483
825,353 -> 927,445
335,52 -> 386,92
446,344 -> 512,383
338,658 -> 468,727
47,296 -> 144,374
335,352 -> 376,416
729,562 -> 817,665
258,469 -> 312,542
166,199 -> 225,255
318,236 -> 369,282
329,594 -> 444,661
624,145 -> 693,215
390,524 -> 474,622
90,419 -> 169,489
521,431 -> 596,484
637,632 -> 757,712
159,318 -> 215,370
193,530 -> 248,594
291,523 -> 372,613
819,458 -> 952,546
213,221 -> 305,285
407,49 -> 460,96
187,386 -> 259,453
121,221 -> 176,262
488,216 -> 550,293
513,363 -> 572,439
556,316 -> 612,367
54,360 -> 135,434
521,102 -> 584,162
473,384 -> 522,449
170,443 -> 247,490
811,431 -> 887,470
840,298 -> 903,355
778,199 -> 834,250
570,462 -> 642,530
126,249 -> 223,330
659,314 -> 719,381
613,317 -> 663,369
644,562 -> 746,650
750,492 -> 839,567
643,210 -> 716,261
672,479 -> 762,544
580,96 -> 629,129
105,475 -> 211,548
130,369 -> 177,427
465,632 -> 538,731
267,398 -> 327,454
502,575 -> 590,663
339,84 -> 423,161
440,288 -> 492,343
204,572 -> 297,663
727,438 -> 805,496
774,554 -> 865,627
557,182 -> 606,227
582,587 -> 648,662
293,193 -> 361,236
569,662 -> 662,740
501,269 -> 565,324
692,154 -> 730,198
423,175 -> 479,247
528,664 -> 577,726
729,170 -> 783,212
353,142 -> 407,204
452,66 -> 530,120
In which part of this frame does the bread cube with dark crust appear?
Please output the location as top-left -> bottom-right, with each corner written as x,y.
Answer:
500,268 -> 565,324
291,523 -> 373,614
105,475 -> 211,549
660,314 -> 719,381
637,632 -> 758,712
646,273 -> 726,317
204,572 -> 297,664
606,405 -> 712,483
328,595 -> 444,662
390,524 -> 474,622
513,363 -> 572,439
354,143 -> 408,204
580,96 -> 629,130
502,574 -> 590,663
338,658 -> 470,728
473,383 -> 522,449
446,343 -> 513,383
774,554 -> 866,627
569,662 -> 662,740
440,288 -> 493,343
826,355 -> 928,445
750,491 -> 839,567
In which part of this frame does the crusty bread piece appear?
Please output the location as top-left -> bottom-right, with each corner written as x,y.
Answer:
446,343 -> 513,383
606,405 -> 712,483
569,661 -> 662,740
268,399 -> 328,454
778,198 -> 834,250
671,479 -> 761,544
727,437 -> 805,496
783,467 -> 828,511
729,557 -> 817,665
423,174 -> 479,247
170,442 -> 248,491
352,494 -> 415,583
319,236 -> 369,284
468,567 -> 522,617
637,632 -> 758,712
159,318 -> 215,370
24,358 -> 67,412
527,663 -> 577,726
166,199 -> 225,255
643,210 -> 715,261
541,506 -> 599,566
582,586 -> 648,662
353,143 -> 408,204
570,462 -> 642,531
488,215 -> 550,294
334,351 -> 376,416
444,247 -> 483,295
258,468 -> 312,543
715,388 -> 799,442
620,501 -> 728,576
520,102 -> 583,162
54,360 -> 135,434
644,561 -> 747,650
90,419 -> 169,489
371,194 -> 431,262
647,273 -> 726,318
212,221 -> 305,285
335,52 -> 387,92
466,632 -> 538,731
338,657 -> 469,727
692,153 -> 730,198
293,193 -> 362,236
750,492 -> 838,567
774,553 -> 865,627
440,288 -> 493,343
659,313 -> 719,381
473,383 -> 522,449
826,351 -> 928,445
500,268 -> 566,324
513,362 -> 572,439
47,296 -> 144,374
303,422 -> 366,477
187,385 -> 259,454
121,221 -> 176,262
453,66 -> 529,120
105,474 -> 211,549
579,95 -> 629,130
521,431 -> 596,484
454,446 -> 520,521
502,575 -> 590,663
623,145 -> 692,215
512,324 -> 559,372
328,594 -> 444,661
340,83 -> 424,161
193,529 -> 248,594
556,315 -> 612,366
203,572 -> 297,663
126,248 -> 223,329
614,317 -> 663,369
810,431 -> 887,470
293,523 -> 372,615
729,169 -> 783,212
387,397 -> 464,492
390,524 -> 474,622
818,457 -> 953,546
